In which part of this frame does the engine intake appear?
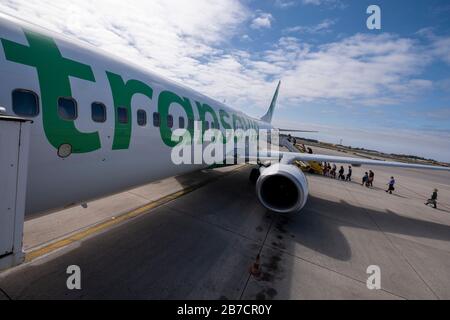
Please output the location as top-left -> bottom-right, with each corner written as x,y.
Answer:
256,163 -> 309,214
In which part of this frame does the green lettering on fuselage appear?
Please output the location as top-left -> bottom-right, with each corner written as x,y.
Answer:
158,91 -> 195,148
106,72 -> 154,150
1,29 -> 100,153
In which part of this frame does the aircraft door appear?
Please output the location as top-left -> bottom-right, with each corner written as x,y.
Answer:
0,116 -> 31,270
0,120 -> 20,255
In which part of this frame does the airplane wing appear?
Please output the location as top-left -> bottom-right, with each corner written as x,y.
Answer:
250,150 -> 450,172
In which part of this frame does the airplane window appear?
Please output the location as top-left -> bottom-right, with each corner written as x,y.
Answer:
137,109 -> 147,126
12,89 -> 39,117
91,102 -> 106,123
167,115 -> 174,128
117,107 -> 128,124
153,112 -> 160,127
179,117 -> 185,129
58,97 -> 77,120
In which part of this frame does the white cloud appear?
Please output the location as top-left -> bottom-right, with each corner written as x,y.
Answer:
302,0 -> 324,4
417,28 -> 450,65
301,0 -> 344,8
250,12 -> 274,29
0,0 -> 249,82
274,0 -> 298,8
0,1 -> 436,111
241,34 -> 252,42
284,19 -> 337,34
430,36 -> 450,65
262,34 -> 432,106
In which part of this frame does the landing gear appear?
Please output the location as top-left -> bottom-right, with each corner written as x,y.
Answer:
249,168 -> 260,184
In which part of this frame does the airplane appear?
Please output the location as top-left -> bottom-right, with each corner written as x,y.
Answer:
0,12 -> 449,217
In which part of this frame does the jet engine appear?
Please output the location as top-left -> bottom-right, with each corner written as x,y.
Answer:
256,163 -> 309,214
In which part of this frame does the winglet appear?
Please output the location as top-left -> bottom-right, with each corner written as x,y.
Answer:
261,81 -> 281,124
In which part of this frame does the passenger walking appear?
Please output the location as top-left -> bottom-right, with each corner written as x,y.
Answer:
386,177 -> 396,194
331,164 -> 337,179
362,172 -> 369,186
338,166 -> 345,180
425,189 -> 438,209
323,163 -> 329,177
368,170 -> 375,187
346,166 -> 352,182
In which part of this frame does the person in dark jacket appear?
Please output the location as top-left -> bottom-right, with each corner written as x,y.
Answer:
425,189 -> 438,209
346,166 -> 352,181
338,166 -> 345,180
362,172 -> 369,186
368,170 -> 375,187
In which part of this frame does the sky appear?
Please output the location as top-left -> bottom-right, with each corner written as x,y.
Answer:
0,0 -> 449,161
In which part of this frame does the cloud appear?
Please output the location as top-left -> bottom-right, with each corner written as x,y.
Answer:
262,34 -> 432,106
302,0 -> 326,4
430,36 -> 450,65
0,1 -> 437,110
300,0 -> 344,8
250,12 -> 274,29
0,1 -> 436,110
417,28 -> 450,65
0,0 -> 249,81
284,19 -> 337,34
240,34 -> 252,42
274,0 -> 298,8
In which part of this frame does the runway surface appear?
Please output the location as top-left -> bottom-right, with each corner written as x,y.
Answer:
0,145 -> 449,300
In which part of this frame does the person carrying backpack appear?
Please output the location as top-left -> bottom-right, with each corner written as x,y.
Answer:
425,189 -> 438,209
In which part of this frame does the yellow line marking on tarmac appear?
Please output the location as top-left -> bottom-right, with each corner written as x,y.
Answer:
25,165 -> 246,263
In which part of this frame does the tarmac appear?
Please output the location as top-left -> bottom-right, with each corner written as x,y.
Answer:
0,145 -> 449,300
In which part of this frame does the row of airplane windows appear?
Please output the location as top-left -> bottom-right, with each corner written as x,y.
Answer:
11,89 -> 222,130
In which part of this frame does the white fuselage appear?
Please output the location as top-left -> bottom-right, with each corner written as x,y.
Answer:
0,13 -> 271,215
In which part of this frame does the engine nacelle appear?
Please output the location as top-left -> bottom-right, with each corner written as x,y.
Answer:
256,163 -> 309,214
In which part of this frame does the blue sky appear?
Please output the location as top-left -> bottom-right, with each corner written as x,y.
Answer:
236,0 -> 450,161
1,0 -> 450,161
